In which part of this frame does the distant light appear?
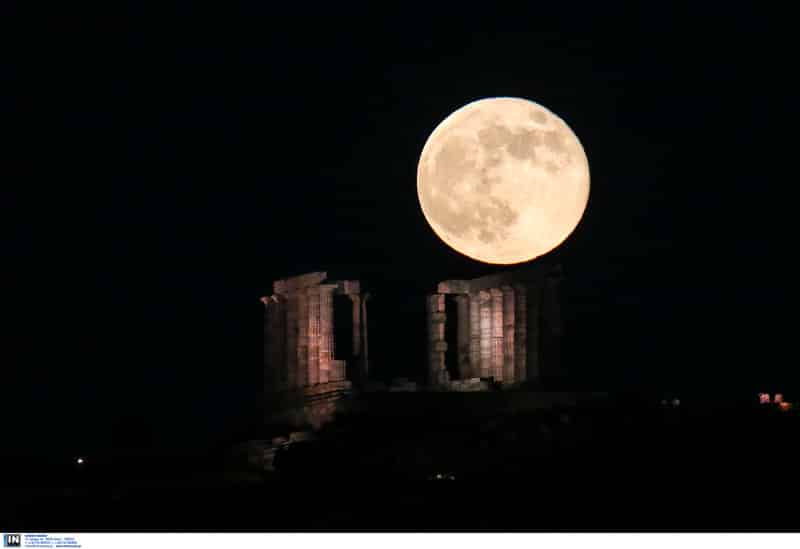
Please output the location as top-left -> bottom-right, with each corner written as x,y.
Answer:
672,398 -> 681,407
774,394 -> 784,404
759,393 -> 771,404
779,402 -> 792,412
76,457 -> 84,465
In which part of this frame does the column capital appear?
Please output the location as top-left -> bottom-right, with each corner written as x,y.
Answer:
260,295 -> 279,307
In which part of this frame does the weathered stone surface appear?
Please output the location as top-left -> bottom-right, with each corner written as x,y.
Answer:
274,271 -> 328,295
437,279 -> 471,294
426,293 -> 448,386
428,262 -> 561,390
479,290 -> 492,378
502,286 -> 515,383
456,295 -> 471,380
263,271 -> 368,428
307,287 -> 320,386
490,288 -> 504,381
513,284 -> 528,382
469,293 -> 481,378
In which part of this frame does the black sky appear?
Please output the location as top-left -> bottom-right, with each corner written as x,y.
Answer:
5,4 -> 797,454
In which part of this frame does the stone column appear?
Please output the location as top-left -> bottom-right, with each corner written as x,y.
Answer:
297,291 -> 309,388
490,288 -> 504,381
455,294 -> 471,380
501,286 -> 515,384
307,288 -> 320,386
285,293 -> 299,389
262,296 -> 274,393
526,285 -> 541,382
361,292 -> 371,382
479,290 -> 492,378
426,293 -> 448,386
513,284 -> 528,383
350,293 -> 362,384
262,295 -> 287,392
350,294 -> 362,359
318,285 -> 336,385
469,293 -> 481,378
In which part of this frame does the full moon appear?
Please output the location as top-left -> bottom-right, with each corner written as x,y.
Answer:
417,97 -> 590,264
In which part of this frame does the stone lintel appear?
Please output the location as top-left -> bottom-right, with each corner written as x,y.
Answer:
437,280 -> 471,294
336,280 -> 361,295
436,263 -> 558,295
274,271 -> 328,295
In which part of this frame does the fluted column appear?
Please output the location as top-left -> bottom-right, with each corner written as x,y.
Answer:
501,286 -> 515,384
513,284 -> 528,383
261,296 -> 275,393
350,294 -> 362,361
455,294 -> 471,380
490,288 -> 504,381
296,291 -> 309,387
318,284 -> 336,384
479,290 -> 492,378
307,287 -> 320,386
469,293 -> 481,379
526,285 -> 541,382
285,293 -> 299,389
426,293 -> 448,386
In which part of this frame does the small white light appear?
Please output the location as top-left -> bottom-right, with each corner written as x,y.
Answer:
76,457 -> 84,465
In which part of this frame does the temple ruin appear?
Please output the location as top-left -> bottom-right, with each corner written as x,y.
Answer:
427,262 -> 563,389
261,271 -> 369,427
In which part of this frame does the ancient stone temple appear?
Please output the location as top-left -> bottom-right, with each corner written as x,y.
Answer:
261,271 -> 370,428
426,262 -> 563,389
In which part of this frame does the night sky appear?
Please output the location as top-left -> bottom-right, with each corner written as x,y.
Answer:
5,4 -> 796,455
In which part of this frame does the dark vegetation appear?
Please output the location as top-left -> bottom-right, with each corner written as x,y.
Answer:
3,395 -> 798,531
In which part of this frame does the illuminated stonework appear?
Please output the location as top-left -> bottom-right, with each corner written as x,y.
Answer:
261,271 -> 370,428
427,262 -> 563,388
